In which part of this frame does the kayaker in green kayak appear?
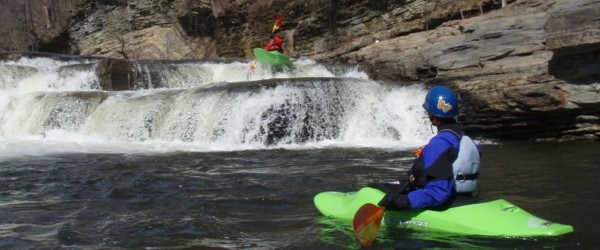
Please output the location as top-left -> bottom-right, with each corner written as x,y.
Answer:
373,84 -> 481,211
314,84 -> 573,240
251,15 -> 292,68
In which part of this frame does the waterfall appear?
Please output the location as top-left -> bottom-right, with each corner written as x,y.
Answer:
0,57 -> 431,157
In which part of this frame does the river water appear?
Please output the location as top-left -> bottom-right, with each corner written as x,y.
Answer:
0,57 -> 597,249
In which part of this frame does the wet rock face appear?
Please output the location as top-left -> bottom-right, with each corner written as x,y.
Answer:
339,0 -> 600,140
546,0 -> 600,85
96,58 -> 132,91
12,0 -> 600,140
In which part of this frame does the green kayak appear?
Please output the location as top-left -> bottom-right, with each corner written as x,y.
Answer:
253,48 -> 292,67
314,187 -> 573,237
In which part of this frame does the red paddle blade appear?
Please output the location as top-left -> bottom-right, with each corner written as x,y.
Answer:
353,203 -> 385,246
272,15 -> 284,33
274,15 -> 284,27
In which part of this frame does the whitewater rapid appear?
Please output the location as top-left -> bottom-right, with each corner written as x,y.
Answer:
0,57 -> 432,159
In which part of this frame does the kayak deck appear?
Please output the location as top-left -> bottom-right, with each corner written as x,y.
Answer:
314,187 -> 573,237
253,48 -> 292,67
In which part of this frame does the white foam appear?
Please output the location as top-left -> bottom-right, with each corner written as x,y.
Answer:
0,57 -> 435,158
1,57 -> 100,92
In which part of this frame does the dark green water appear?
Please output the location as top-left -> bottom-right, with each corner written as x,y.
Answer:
0,141 -> 597,249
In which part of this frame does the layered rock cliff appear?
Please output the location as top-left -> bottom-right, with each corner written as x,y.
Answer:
340,0 -> 600,140
2,0 -> 600,141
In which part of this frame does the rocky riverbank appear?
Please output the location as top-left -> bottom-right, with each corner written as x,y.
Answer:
1,0 -> 599,141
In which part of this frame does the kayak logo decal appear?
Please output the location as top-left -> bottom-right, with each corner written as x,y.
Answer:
528,217 -> 550,228
501,206 -> 517,212
383,217 -> 429,228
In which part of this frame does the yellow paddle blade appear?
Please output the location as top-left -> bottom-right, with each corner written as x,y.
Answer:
353,203 -> 385,247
